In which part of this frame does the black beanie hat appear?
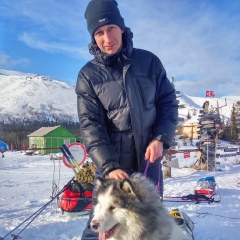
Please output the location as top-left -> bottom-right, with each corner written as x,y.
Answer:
85,0 -> 125,38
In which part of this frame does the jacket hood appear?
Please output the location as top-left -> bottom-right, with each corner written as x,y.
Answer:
88,27 -> 133,66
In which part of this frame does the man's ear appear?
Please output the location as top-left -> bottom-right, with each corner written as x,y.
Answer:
120,179 -> 135,195
121,30 -> 124,33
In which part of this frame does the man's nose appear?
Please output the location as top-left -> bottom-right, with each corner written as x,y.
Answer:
104,32 -> 113,42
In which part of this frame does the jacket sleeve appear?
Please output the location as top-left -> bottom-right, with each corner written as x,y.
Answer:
75,69 -> 121,176
152,56 -> 179,148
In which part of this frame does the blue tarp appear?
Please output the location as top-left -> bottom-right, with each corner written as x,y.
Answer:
0,141 -> 8,152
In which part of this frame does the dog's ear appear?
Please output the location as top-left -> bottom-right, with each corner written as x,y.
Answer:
121,179 -> 135,195
95,177 -> 105,189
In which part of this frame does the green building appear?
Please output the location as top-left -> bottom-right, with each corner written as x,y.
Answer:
27,125 -> 79,154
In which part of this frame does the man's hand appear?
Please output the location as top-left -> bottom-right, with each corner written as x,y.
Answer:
145,140 -> 163,163
107,169 -> 129,180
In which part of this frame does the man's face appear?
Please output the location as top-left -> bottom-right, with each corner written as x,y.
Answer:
94,24 -> 123,55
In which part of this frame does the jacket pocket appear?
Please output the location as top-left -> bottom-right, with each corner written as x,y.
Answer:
136,77 -> 155,110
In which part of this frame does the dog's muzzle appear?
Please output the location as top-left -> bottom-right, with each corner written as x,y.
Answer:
90,219 -> 100,230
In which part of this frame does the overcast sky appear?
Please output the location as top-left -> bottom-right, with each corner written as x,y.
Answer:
1,0 -> 239,97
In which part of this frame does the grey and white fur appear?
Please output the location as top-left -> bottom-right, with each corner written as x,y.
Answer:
90,173 -> 189,240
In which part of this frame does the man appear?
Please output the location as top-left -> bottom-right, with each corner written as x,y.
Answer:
76,0 -> 178,239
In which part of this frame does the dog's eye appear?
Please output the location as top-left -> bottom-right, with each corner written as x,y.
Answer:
109,206 -> 116,211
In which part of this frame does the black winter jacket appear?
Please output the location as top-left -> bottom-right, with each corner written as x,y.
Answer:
76,28 -> 178,176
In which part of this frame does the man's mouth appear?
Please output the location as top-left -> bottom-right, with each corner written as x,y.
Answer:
98,223 -> 119,240
104,43 -> 115,49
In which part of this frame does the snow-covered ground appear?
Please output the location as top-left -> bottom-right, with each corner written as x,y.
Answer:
0,147 -> 240,240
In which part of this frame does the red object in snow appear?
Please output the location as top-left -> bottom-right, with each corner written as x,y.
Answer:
195,176 -> 216,196
59,181 -> 93,213
184,151 -> 190,158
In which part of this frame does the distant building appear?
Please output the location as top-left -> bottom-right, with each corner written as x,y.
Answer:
180,119 -> 199,139
0,140 -> 8,152
27,125 -> 79,154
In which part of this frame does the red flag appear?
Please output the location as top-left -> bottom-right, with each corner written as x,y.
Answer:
206,90 -> 215,97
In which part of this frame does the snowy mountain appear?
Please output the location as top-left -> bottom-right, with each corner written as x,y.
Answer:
178,93 -> 240,121
0,69 -> 78,123
0,69 -> 240,124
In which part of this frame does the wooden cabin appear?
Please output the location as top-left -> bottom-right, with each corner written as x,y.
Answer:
27,125 -> 78,154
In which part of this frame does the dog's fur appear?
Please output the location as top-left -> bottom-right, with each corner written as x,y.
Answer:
90,173 -> 188,240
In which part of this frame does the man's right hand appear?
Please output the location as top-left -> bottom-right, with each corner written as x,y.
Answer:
107,169 -> 129,180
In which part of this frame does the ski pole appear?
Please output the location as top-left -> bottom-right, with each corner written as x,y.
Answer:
59,147 -> 78,174
62,144 -> 82,172
0,177 -> 74,240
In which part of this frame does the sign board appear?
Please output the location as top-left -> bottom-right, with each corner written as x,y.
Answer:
216,153 -> 237,158
62,142 -> 87,169
184,151 -> 190,158
164,158 -> 179,168
224,148 -> 238,152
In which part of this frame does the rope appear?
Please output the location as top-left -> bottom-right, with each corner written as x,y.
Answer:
195,212 -> 240,220
51,156 -> 61,198
143,160 -> 150,176
143,159 -> 161,194
1,178 -> 73,240
51,158 -> 57,198
58,158 -> 61,193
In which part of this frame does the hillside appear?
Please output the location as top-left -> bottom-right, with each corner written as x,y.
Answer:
0,69 -> 239,124
0,69 -> 78,123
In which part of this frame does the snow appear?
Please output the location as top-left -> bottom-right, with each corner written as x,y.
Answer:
0,147 -> 240,240
0,69 -> 78,123
1,69 -> 240,124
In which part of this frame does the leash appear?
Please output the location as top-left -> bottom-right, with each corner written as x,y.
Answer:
143,159 -> 161,195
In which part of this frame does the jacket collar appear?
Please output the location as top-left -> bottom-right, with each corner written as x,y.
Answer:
88,27 -> 133,66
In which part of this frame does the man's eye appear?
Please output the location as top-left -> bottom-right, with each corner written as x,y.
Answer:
95,31 -> 102,36
109,26 -> 115,31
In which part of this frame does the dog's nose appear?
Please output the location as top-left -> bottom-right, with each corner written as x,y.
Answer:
90,220 -> 100,230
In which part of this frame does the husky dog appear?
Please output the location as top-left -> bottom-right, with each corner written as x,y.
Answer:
90,173 -> 189,240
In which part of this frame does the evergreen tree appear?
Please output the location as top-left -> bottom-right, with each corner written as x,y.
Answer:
230,104 -> 239,143
219,121 -> 231,141
236,101 -> 240,142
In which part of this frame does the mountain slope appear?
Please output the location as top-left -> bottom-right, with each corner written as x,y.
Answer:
0,69 -> 239,124
178,93 -> 239,122
0,69 -> 78,123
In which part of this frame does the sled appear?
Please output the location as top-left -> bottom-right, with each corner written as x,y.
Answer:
59,180 -> 93,216
195,176 -> 216,196
163,176 -> 221,204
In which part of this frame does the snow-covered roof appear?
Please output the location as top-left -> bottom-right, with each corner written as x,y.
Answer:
182,116 -> 199,126
27,126 -> 61,137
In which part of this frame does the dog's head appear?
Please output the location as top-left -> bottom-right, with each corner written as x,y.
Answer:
90,177 -> 138,239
